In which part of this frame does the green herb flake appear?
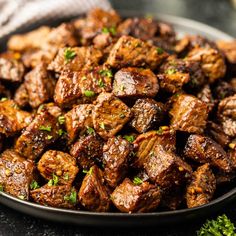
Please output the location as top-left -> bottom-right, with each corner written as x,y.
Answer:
99,69 -> 113,78
39,125 -> 51,132
64,190 -> 77,204
99,122 -> 106,130
165,68 -> 177,75
123,135 -> 135,143
87,126 -> 95,135
63,173 -> 69,181
197,214 -> 236,236
81,76 -> 87,81
102,27 -> 116,36
18,195 -> 25,200
30,180 -> 40,190
38,104 -> 45,112
58,115 -> 65,125
0,97 -> 8,102
133,177 -> 143,185
84,90 -> 95,97
46,135 -> 53,140
58,129 -> 66,136
119,113 -> 126,119
156,47 -> 164,55
64,48 -> 77,63
156,127 -> 163,135
48,173 -> 59,186
0,185 -> 3,192
98,78 -> 105,88
82,167 -> 93,175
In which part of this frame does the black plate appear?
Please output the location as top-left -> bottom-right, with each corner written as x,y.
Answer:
0,12 -> 235,227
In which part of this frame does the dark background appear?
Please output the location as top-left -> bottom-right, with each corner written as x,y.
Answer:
1,0 -> 236,235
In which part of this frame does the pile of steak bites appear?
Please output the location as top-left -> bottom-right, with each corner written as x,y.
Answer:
0,8 -> 236,213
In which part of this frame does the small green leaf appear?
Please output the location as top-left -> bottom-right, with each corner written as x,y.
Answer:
18,195 -> 25,200
64,190 -> 77,204
64,48 -> 77,63
156,47 -> 164,55
58,129 -> 66,136
99,122 -> 105,130
0,185 -> 3,192
58,115 -> 65,125
98,78 -> 105,88
48,173 -> 59,186
99,69 -> 113,78
46,135 -> 53,140
39,125 -> 51,132
133,177 -> 143,185
84,90 -> 95,97
63,173 -> 69,181
165,68 -> 177,75
87,126 -> 95,135
30,180 -> 40,190
83,167 -> 93,175
123,135 -> 135,143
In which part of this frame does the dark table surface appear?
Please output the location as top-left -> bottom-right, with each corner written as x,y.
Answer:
1,0 -> 236,235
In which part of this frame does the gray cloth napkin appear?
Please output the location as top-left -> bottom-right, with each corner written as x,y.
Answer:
0,0 -> 112,39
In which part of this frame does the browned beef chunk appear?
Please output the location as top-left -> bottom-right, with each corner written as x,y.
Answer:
24,64 -> 55,108
206,122 -> 230,148
158,59 -> 205,92
14,83 -> 29,107
184,134 -> 231,172
0,58 -> 25,82
38,150 -> 79,185
130,98 -> 165,133
213,80 -> 235,100
169,94 -> 208,134
31,185 -> 77,209
65,104 -> 94,142
0,100 -> 32,136
217,94 -> 236,137
111,178 -> 161,213
186,163 -> 216,208
106,35 -> 168,70
0,149 -> 36,200
78,165 -> 110,212
113,67 -> 159,98
144,145 -> 192,188
161,186 -> 184,210
92,93 -> 132,140
228,145 -> 236,169
7,26 -> 51,51
37,103 -> 62,118
187,47 -> 226,83
132,128 -> 176,168
48,46 -> 102,73
74,8 -> 120,45
103,137 -> 132,188
117,18 -> 159,41
15,111 -> 60,160
216,40 -> 236,65
197,85 -> 215,112
92,33 -> 115,51
70,134 -> 103,169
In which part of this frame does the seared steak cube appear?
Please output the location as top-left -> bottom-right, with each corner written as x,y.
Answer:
130,98 -> 165,133
24,63 -> 55,108
48,47 -> 102,73
78,165 -> 110,212
0,100 -> 32,136
70,134 -> 104,169
14,83 -> 29,107
197,85 -> 215,112
213,80 -> 235,100
184,134 -> 231,172
65,104 -> 94,142
38,150 -> 79,185
106,35 -> 168,70
0,58 -> 25,82
7,26 -> 51,51
113,67 -> 159,98
186,163 -> 216,208
111,178 -> 161,213
169,94 -> 208,134
216,40 -> 236,65
0,149 -> 36,200
228,146 -> 236,169
31,185 -> 77,209
92,93 -> 132,139
144,145 -> 192,188
37,103 -> 62,118
133,129 -> 176,168
15,111 -> 60,160
103,137 -> 132,188
217,94 -> 236,137
187,47 -> 226,83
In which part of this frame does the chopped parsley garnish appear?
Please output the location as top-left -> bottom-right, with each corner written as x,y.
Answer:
48,173 -> 59,186
133,177 -> 143,185
63,173 -> 69,181
38,104 -> 45,112
156,126 -> 163,135
58,129 -> 66,136
99,122 -> 106,130
99,69 -> 113,78
81,76 -> 87,81
46,135 -> 53,140
82,167 -> 93,175
156,47 -> 164,55
30,180 -> 40,190
165,68 -> 177,75
64,48 -> 77,63
84,90 -> 95,97
123,135 -> 135,143
102,26 -> 117,36
64,190 -> 77,204
0,97 -> 7,101
58,115 -> 65,125
87,126 -> 95,135
0,185 -> 3,192
98,78 -> 105,88
18,195 -> 25,200
39,125 -> 52,132
197,214 -> 236,236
